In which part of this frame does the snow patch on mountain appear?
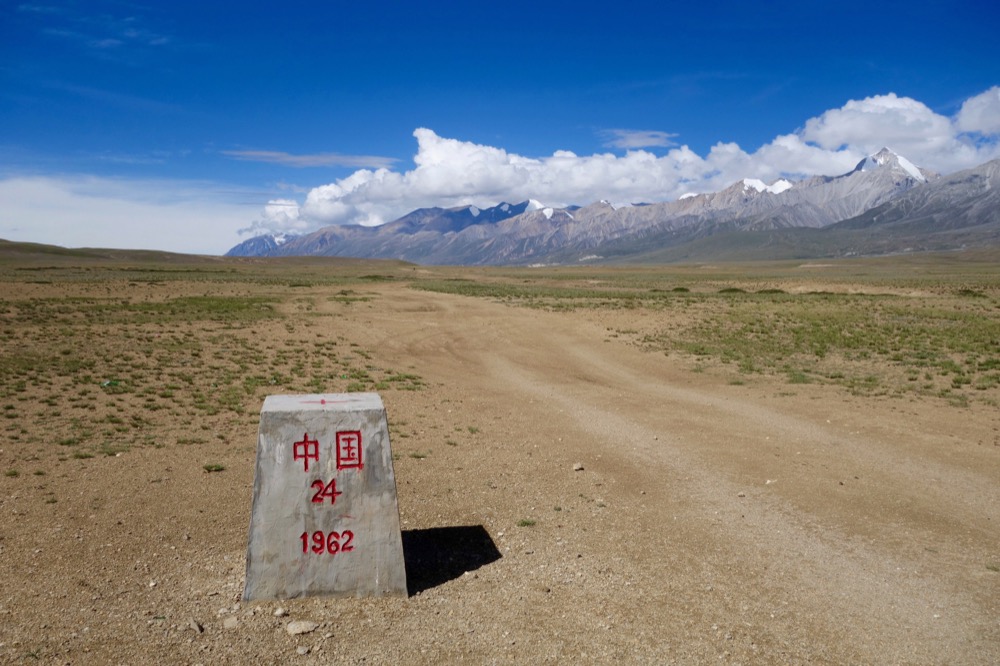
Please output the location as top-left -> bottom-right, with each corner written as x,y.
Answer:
894,154 -> 927,182
526,199 -> 545,211
469,206 -> 480,217
542,207 -> 554,219
742,178 -> 793,194
768,179 -> 793,194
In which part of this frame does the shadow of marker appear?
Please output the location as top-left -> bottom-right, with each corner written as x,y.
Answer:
402,525 -> 501,596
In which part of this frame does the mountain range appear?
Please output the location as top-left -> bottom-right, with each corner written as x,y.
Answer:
226,148 -> 1000,264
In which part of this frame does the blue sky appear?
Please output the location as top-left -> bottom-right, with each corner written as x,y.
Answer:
2,1 -> 999,254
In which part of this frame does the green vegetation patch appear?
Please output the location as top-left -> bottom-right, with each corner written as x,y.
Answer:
654,291 -> 1000,401
0,271 -> 425,465
412,278 -> 683,310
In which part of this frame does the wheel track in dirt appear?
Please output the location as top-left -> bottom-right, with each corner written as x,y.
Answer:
366,285 -> 1000,663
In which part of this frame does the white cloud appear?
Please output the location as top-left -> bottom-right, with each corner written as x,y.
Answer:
956,86 -> 1000,135
0,175 -> 252,254
258,88 -> 998,237
798,93 -> 976,171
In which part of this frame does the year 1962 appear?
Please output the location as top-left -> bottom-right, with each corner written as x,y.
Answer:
300,530 -> 355,555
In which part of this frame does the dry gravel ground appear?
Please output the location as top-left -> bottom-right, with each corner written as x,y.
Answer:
1,261 -> 998,664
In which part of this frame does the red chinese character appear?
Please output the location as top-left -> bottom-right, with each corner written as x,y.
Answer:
293,433 -> 320,472
336,431 -> 363,470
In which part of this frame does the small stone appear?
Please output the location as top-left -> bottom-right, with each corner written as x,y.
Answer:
188,618 -> 204,634
222,616 -> 239,630
737,492 -> 746,498
573,462 -> 584,472
273,607 -> 288,617
296,646 -> 311,655
286,620 -> 319,636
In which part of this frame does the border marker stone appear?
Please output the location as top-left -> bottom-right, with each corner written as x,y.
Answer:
243,393 -> 407,599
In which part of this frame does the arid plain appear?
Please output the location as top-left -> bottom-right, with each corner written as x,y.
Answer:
1,247 -> 998,664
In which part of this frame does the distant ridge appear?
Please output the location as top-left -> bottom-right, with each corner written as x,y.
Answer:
226,150 -> 1000,264
225,232 -> 298,257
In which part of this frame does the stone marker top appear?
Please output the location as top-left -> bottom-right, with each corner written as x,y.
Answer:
263,393 -> 383,414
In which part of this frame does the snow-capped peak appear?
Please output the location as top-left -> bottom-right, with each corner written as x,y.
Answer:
855,147 -> 926,182
742,178 -> 793,195
526,199 -> 545,211
678,192 -> 699,200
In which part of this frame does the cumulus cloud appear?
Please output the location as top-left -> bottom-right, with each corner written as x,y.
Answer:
956,86 -> 1000,135
796,92 -> 997,172
253,88 -> 998,237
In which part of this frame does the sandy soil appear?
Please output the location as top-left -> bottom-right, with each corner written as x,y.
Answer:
1,276 -> 998,664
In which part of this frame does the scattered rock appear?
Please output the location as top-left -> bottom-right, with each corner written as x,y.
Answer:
737,492 -> 746,498
222,616 -> 239,630
273,607 -> 288,618
296,646 -> 311,655
188,618 -> 203,634
573,462 -> 584,472
286,620 -> 319,636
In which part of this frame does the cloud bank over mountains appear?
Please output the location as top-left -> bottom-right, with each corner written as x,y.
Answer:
247,88 -> 1000,239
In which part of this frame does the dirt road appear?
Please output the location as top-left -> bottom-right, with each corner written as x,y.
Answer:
2,279 -> 998,664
